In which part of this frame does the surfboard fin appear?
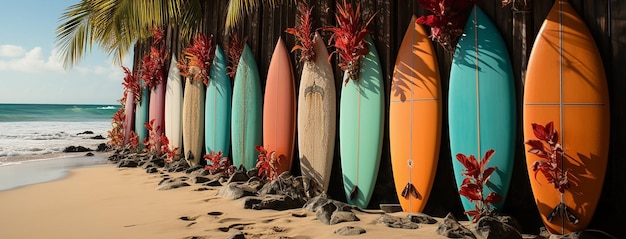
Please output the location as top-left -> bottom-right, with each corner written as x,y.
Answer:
349,185 -> 358,200
401,183 -> 421,199
547,203 -> 579,225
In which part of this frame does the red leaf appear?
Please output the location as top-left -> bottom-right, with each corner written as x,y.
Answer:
485,191 -> 502,204
479,149 -> 495,173
459,183 -> 482,201
482,166 -> 498,183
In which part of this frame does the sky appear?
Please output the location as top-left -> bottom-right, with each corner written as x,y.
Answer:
0,0 -> 131,105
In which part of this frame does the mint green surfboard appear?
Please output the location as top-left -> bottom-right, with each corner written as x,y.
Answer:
135,80 -> 150,149
448,6 -> 516,217
205,45 -> 232,158
231,44 -> 262,170
339,36 -> 384,209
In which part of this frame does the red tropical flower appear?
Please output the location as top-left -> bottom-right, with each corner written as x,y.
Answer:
456,149 -> 501,222
416,0 -> 476,51
525,121 -> 569,193
226,34 -> 246,78
285,3 -> 315,62
204,151 -> 236,177
255,145 -> 281,181
178,33 -> 216,86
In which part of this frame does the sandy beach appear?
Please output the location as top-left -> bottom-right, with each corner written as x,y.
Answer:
0,160 -> 453,239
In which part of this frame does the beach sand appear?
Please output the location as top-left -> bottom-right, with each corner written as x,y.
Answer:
0,162 -> 452,239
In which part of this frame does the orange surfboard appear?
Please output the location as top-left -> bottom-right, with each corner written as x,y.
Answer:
389,16 -> 442,213
263,38 -> 296,175
523,0 -> 610,234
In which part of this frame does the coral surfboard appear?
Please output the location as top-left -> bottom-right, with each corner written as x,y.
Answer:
390,16 -> 442,213
263,38 -> 296,175
231,44 -> 262,170
340,36 -> 384,209
523,0 -> 610,234
165,55 -> 183,157
148,75 -> 166,148
205,45 -> 232,158
123,87 -> 135,144
135,80 -> 150,149
448,6 -> 516,217
298,32 -> 336,192
182,75 -> 205,166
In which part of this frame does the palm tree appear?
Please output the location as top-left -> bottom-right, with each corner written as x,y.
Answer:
55,0 -> 203,68
225,0 -> 296,33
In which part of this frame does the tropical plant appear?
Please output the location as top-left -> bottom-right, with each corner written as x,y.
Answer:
525,122 -> 579,224
285,3 -> 315,63
416,0 -> 476,51
204,151 -> 236,177
143,119 -> 161,155
226,34 -> 247,78
159,135 -> 180,163
139,28 -> 168,89
501,0 -> 530,11
178,33 -> 216,86
225,0 -> 297,33
255,145 -> 281,181
456,149 -> 502,222
56,0 -> 204,67
128,130 -> 140,151
323,0 -> 376,84
122,66 -> 141,104
108,105 -> 126,147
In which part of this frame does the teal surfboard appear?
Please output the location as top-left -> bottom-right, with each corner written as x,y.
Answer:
448,6 -> 516,216
205,45 -> 232,158
339,36 -> 384,209
231,44 -> 262,170
135,79 -> 150,149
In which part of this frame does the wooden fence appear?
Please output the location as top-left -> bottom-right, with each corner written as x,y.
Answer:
132,0 -> 626,234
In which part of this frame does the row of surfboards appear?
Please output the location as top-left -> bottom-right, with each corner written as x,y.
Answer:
121,1 -> 606,234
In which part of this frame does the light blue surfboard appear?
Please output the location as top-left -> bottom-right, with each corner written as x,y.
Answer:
448,6 -> 516,217
135,79 -> 150,149
231,44 -> 262,170
205,45 -> 232,159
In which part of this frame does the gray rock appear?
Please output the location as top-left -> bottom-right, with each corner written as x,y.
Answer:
191,176 -> 211,184
245,195 -> 306,211
334,226 -> 366,236
330,211 -> 359,225
315,201 -> 337,224
256,173 -> 321,201
475,216 -> 522,239
185,165 -> 205,174
146,167 -> 158,174
117,158 -> 139,168
85,152 -> 94,156
408,213 -> 437,224
203,179 -> 222,187
227,171 -> 250,183
217,183 -> 255,200
377,214 -> 419,229
226,231 -> 246,239
495,215 -> 523,233
436,213 -> 476,239
63,145 -> 92,152
157,177 -> 191,190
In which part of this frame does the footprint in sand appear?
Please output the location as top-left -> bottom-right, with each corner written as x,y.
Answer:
207,211 -> 223,217
217,223 -> 254,232
179,215 -> 200,221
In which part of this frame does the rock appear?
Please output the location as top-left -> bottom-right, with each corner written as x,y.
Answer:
165,158 -> 190,172
77,131 -> 94,135
330,211 -> 359,225
246,195 -> 306,211
117,158 -> 139,168
475,216 -> 521,239
243,198 -> 262,209
380,204 -> 403,213
217,183 -> 254,200
85,152 -> 94,156
548,230 -> 618,239
157,177 -> 191,190
227,171 -> 250,183
408,213 -> 437,224
90,135 -> 105,140
146,167 -> 159,174
203,179 -> 222,187
96,143 -> 108,152
315,201 -> 337,224
334,226 -> 366,236
495,215 -> 523,233
63,146 -> 92,153
186,165 -> 205,174
257,173 -> 322,202
436,213 -> 476,239
148,157 -> 165,168
226,231 -> 246,239
190,176 -> 211,184
247,167 -> 259,178
377,214 -> 419,229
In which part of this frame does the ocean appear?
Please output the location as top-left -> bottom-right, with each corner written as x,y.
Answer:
0,104 -> 118,165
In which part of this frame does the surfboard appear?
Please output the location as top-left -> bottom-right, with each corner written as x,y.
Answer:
148,74 -> 166,151
448,5 -> 516,218
390,16 -> 442,213
135,80 -> 150,149
165,55 -> 183,157
182,75 -> 205,166
205,45 -> 232,158
339,36 -> 384,209
231,44 -> 262,170
123,88 -> 135,144
298,32 -> 336,192
523,0 -> 609,234
263,37 -> 296,175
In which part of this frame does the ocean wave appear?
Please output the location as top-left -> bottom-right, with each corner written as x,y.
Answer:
96,106 -> 118,110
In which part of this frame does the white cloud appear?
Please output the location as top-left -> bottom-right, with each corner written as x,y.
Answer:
0,44 -> 25,57
0,46 -> 64,73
